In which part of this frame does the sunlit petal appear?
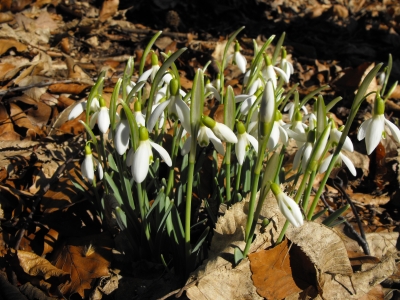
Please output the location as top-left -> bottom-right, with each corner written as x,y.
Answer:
235,52 -> 247,73
301,143 -> 313,172
89,111 -> 99,129
340,152 -> 356,176
132,142 -> 150,183
150,141 -> 172,166
236,134 -> 248,165
115,119 -> 130,155
278,193 -> 303,227
273,66 -> 289,83
365,115 -> 384,155
357,118 -> 372,141
246,133 -> 258,153
239,95 -> 256,115
384,118 -> 400,143
82,154 -> 94,183
68,102 -> 86,120
147,100 -> 170,131
212,123 -> 238,143
174,98 -> 191,134
138,68 -> 152,82
97,107 -> 110,133
319,154 -> 333,174
181,137 -> 191,156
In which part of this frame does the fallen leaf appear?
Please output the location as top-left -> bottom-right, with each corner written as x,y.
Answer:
51,234 -> 113,298
99,0 -> 119,22
0,38 -> 27,56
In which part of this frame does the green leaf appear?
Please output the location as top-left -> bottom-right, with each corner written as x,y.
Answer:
234,247 -> 244,265
271,32 -> 285,65
323,204 -> 350,227
107,154 -> 118,172
192,227 -> 210,253
104,172 -> 124,207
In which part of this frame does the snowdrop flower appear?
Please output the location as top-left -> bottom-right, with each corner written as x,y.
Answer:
231,41 -> 247,73
279,48 -> 294,80
68,97 -> 100,121
268,111 -> 289,149
270,183 -> 303,228
292,130 -> 315,171
96,97 -> 110,133
357,93 -> 400,155
205,79 -> 220,101
147,78 -> 190,132
129,127 -> 172,183
286,110 -> 307,147
81,144 -> 103,183
330,124 -> 353,152
284,101 -> 308,120
138,52 -> 160,83
259,80 -> 275,126
319,151 -> 356,176
262,55 -> 289,89
235,88 -> 263,115
114,116 -> 130,155
181,123 -> 225,155
235,122 -> 258,165
134,101 -> 146,127
201,115 -> 238,143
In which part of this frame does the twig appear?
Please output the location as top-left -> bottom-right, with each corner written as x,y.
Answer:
332,177 -> 370,255
117,27 -> 198,40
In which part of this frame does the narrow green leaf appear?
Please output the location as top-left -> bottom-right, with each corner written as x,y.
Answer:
192,227 -> 210,253
323,204 -> 350,227
107,154 -> 118,172
234,248 -> 244,265
104,172 -> 124,206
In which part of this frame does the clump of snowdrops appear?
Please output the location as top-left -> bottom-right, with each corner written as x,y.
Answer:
68,27 -> 398,276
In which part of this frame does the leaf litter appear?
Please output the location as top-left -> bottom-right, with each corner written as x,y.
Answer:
1,0 -> 400,299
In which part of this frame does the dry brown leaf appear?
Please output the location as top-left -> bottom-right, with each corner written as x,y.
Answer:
48,83 -> 91,94
350,193 -> 390,206
0,38 -> 27,56
249,239 -> 304,299
17,250 -> 69,281
52,234 -> 113,298
357,284 -> 384,300
99,0 -> 119,22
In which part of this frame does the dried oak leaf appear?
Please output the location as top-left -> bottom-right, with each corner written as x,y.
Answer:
51,234 -> 113,298
186,192 -> 286,300
0,38 -> 27,56
17,250 -> 69,281
286,222 -> 398,299
249,239 -> 317,299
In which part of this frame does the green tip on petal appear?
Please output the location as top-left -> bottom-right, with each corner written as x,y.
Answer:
99,96 -> 106,108
170,78 -> 179,96
201,115 -> 216,129
275,110 -> 282,121
234,41 -> 240,52
84,144 -> 92,155
270,182 -> 281,196
134,101 -> 141,112
139,126 -> 149,141
263,53 -> 272,66
151,52 -> 158,66
236,121 -> 246,134
374,93 -> 385,115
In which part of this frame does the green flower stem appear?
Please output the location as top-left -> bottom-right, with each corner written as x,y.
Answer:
225,143 -> 232,202
185,159 -> 195,271
276,221 -> 289,243
234,163 -> 243,193
302,169 -> 316,211
166,124 -> 184,197
307,63 -> 382,220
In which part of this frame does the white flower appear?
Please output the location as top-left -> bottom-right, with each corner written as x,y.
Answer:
292,141 -> 313,172
268,111 -> 288,149
181,125 -> 225,156
284,102 -> 308,121
357,94 -> 400,155
279,49 -> 294,80
202,115 -> 237,143
235,88 -> 262,115
205,80 -> 220,101
147,81 -> 190,133
235,122 -> 258,165
115,119 -> 130,155
231,41 -> 247,73
271,183 -> 303,228
129,127 -> 172,183
262,55 -> 289,89
68,97 -> 100,120
81,145 -> 103,183
96,107 -> 110,133
330,127 -> 353,152
319,151 -> 356,176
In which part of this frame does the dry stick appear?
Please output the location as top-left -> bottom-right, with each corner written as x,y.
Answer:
117,27 -> 198,40
317,186 -> 370,255
332,176 -> 370,255
14,156 -> 74,250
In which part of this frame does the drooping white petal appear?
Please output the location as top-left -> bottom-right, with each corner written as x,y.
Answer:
161,72 -> 173,85
248,78 -> 262,96
301,143 -> 313,172
234,52 -> 247,73
150,141 -> 172,166
82,154 -> 94,183
365,115 -> 384,155
277,193 -> 303,228
292,144 -> 304,171
93,158 -> 103,180
154,85 -> 168,104
268,122 -> 280,149
132,142 -> 151,183
205,127 -> 225,155
198,126 -> 210,147
181,137 -> 191,156
212,123 -> 238,143
97,107 -> 110,133
384,118 -> 400,143
278,125 -> 289,145
138,68 -> 152,83
319,154 -> 333,174
147,100 -> 170,131
174,98 -> 191,134
262,65 -> 277,89
126,81 -> 136,95
331,128 -> 354,152
134,111 -> 146,127
89,111 -> 99,129
340,152 -> 356,176
246,133 -> 259,153
68,101 -> 86,120
90,98 -> 100,111
115,119 -> 130,155
236,133 -> 248,165
357,118 -> 372,141
151,65 -> 160,82
239,95 -> 256,115
205,84 -> 220,101
273,66 -> 289,83
247,108 -> 259,133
